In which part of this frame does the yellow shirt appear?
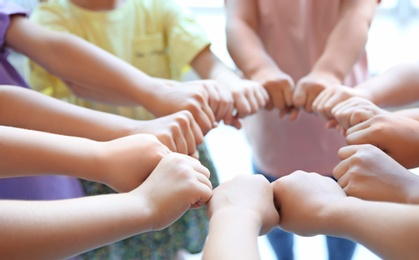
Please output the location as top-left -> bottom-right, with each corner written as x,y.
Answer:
27,0 -> 211,119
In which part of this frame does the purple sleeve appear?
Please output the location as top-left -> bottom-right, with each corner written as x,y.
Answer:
0,2 -> 28,48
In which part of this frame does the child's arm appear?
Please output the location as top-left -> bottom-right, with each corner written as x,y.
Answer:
334,144 -> 419,203
7,15 -> 217,134
203,175 -> 279,260
313,62 -> 419,120
273,170 -> 419,260
0,123 -> 173,192
225,0 -> 295,117
0,153 -> 212,260
191,46 -> 269,120
345,113 -> 419,169
0,85 -> 203,157
293,0 -> 378,111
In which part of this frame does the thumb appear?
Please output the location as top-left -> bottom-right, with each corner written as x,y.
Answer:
293,87 -> 306,108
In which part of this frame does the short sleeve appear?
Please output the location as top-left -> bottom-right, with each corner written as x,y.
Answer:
162,0 -> 211,72
0,2 -> 28,49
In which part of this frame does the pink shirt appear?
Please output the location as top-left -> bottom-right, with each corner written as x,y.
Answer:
244,0 -> 369,177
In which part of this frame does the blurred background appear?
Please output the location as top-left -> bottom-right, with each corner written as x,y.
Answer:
10,0 -> 419,259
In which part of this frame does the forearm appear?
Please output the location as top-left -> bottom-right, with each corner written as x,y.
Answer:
312,1 -> 376,80
0,86 -> 136,141
0,126 -> 100,179
393,108 -> 419,121
0,193 -> 150,260
8,16 -> 165,109
328,197 -> 419,259
226,20 -> 280,80
203,210 -> 261,260
192,48 -> 241,82
355,62 -> 419,106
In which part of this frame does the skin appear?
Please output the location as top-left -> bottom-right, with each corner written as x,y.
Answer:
0,125 -> 170,192
334,144 -> 419,204
35,0 -> 268,130
313,61 -> 419,121
0,85 -> 202,157
328,96 -> 389,132
273,170 -> 419,260
0,153 -> 212,260
345,113 -> 419,169
292,0 -> 377,113
191,46 -> 270,121
225,0 -> 295,119
225,0 -> 377,117
203,175 -> 279,260
7,14 -> 239,135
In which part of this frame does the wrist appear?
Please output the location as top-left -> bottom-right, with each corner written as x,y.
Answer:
210,208 -> 263,233
403,174 -> 419,204
325,197 -> 362,238
309,69 -> 342,85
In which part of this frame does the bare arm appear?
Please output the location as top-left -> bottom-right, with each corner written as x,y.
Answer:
7,15 -> 163,107
0,85 -> 203,157
203,175 -> 279,260
0,85 -> 135,141
311,0 -> 377,81
273,171 -> 419,260
191,47 -> 269,119
0,153 -> 212,260
225,0 -> 294,114
294,0 -> 378,111
356,61 -> 419,106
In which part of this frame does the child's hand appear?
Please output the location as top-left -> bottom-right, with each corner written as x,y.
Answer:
334,144 -> 419,203
312,85 -> 370,121
330,97 -> 388,132
207,174 -> 279,235
222,79 -> 269,119
252,69 -> 296,120
94,134 -> 170,192
345,113 -> 419,168
133,153 -> 212,230
272,171 -> 346,237
196,80 -> 241,128
148,81 -> 217,135
294,71 -> 340,113
132,110 -> 203,158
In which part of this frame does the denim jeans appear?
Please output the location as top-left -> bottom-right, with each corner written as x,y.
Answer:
253,164 -> 357,260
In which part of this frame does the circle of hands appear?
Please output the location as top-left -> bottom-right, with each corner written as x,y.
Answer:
104,70 -> 419,235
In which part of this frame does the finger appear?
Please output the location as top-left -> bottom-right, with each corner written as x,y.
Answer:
288,107 -> 299,121
337,145 -> 359,160
245,90 -> 259,115
181,120 -> 198,157
172,126 -> 188,155
292,83 -> 307,108
304,92 -> 318,113
283,82 -> 294,108
204,83 -> 221,120
230,116 -> 243,129
188,112 -> 204,146
336,167 -> 350,192
349,109 -> 374,128
261,86 -> 270,103
191,149 -> 199,159
164,136 -> 178,153
190,182 -> 213,208
346,128 -> 374,145
345,119 -> 371,136
254,87 -> 268,110
200,103 -> 216,132
325,118 -> 339,129
236,96 -> 252,118
314,91 -> 334,119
